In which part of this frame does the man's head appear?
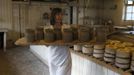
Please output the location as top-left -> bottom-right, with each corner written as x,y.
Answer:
50,8 -> 63,25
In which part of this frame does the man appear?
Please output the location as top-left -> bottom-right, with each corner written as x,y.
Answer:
47,8 -> 72,75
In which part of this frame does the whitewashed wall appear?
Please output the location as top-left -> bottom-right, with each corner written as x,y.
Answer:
103,0 -> 133,26
0,0 -> 12,29
0,0 -> 12,40
72,0 -> 104,25
12,4 -> 29,39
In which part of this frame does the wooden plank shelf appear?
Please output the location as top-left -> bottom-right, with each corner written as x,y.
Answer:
109,34 -> 134,43
31,40 -> 96,45
15,37 -> 97,46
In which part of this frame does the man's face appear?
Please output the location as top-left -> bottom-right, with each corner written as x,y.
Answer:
55,13 -> 63,23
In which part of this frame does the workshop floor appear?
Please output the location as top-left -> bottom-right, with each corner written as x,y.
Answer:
0,46 -> 49,75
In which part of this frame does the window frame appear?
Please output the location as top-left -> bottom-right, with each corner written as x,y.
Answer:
124,1 -> 134,21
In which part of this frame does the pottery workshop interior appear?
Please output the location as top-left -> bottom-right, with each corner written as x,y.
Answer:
0,0 -> 134,75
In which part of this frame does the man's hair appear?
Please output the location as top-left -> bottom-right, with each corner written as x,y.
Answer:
50,8 -> 62,25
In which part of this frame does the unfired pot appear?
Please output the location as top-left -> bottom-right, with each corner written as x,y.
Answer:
44,29 -> 55,42
54,28 -> 62,40
62,29 -> 73,43
35,27 -> 44,40
78,29 -> 90,42
25,29 -> 35,42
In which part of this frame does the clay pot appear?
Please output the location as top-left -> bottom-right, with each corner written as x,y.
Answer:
78,29 -> 91,42
62,29 -> 73,43
72,27 -> 78,40
104,57 -> 115,63
25,29 -> 35,42
35,27 -> 44,40
131,52 -> 134,71
44,29 -> 55,42
131,52 -> 134,60
131,61 -> 134,71
105,47 -> 116,55
116,49 -> 130,58
115,62 -> 130,69
54,28 -> 62,40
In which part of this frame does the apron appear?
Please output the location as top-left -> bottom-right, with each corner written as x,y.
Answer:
47,45 -> 72,75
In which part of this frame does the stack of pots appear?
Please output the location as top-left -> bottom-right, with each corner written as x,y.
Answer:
74,45 -> 82,52
35,27 -> 44,40
25,29 -> 35,42
62,29 -> 73,43
115,49 -> 131,69
131,52 -> 134,71
104,46 -> 116,63
44,29 -> 55,43
93,44 -> 105,59
82,45 -> 93,55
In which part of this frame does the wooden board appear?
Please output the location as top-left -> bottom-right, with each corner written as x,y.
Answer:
32,40 -> 96,45
15,37 -> 96,46
109,34 -> 134,43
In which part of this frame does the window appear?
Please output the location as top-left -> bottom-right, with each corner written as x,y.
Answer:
124,0 -> 134,20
